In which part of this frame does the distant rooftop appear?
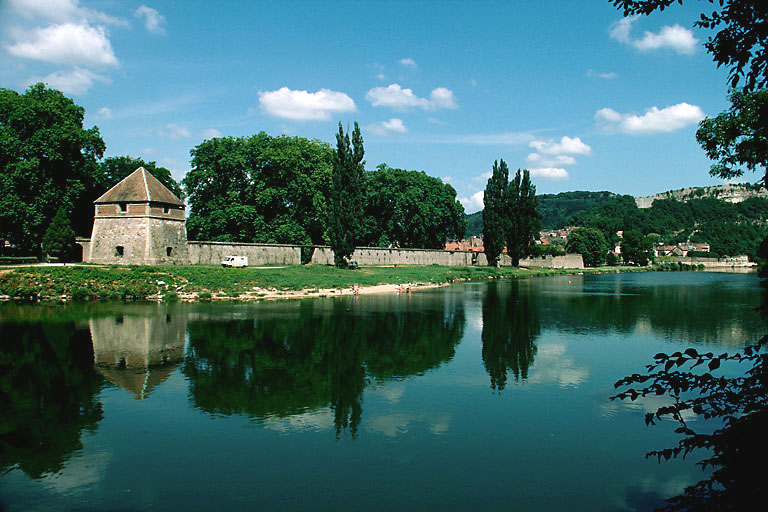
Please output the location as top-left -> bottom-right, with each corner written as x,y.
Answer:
94,167 -> 183,206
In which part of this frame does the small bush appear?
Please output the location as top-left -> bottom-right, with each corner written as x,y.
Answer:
163,291 -> 179,302
198,291 -> 212,301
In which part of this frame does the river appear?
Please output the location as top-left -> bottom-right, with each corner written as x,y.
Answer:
0,272 -> 763,511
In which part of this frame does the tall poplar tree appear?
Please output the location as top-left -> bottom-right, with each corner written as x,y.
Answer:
482,159 -> 509,267
329,122 -> 365,268
506,169 -> 540,266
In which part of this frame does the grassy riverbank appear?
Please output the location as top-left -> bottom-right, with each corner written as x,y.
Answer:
0,263 -> 649,303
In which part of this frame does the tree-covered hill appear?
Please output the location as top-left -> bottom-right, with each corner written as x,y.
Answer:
464,190 -> 618,236
568,195 -> 768,259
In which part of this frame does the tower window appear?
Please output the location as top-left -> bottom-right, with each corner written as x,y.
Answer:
119,203 -> 127,212
115,246 -> 124,257
166,247 -> 173,257
164,206 -> 170,214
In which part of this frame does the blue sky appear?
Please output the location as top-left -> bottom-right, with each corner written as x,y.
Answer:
1,0 -> 737,212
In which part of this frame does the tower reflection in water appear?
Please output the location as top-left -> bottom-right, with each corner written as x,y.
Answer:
89,310 -> 186,400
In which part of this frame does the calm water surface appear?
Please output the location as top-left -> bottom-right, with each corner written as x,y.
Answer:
0,272 -> 763,511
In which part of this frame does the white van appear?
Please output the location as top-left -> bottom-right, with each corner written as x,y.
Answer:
221,256 -> 248,268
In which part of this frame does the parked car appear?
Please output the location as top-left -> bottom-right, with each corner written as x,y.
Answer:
221,256 -> 248,268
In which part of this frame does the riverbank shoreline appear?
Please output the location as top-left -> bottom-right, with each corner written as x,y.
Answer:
0,263 -> 726,304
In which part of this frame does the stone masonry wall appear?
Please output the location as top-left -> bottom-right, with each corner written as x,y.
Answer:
188,241 -> 301,265
88,215 -> 189,265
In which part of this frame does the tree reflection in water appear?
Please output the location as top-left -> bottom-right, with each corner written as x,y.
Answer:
0,321 -> 104,478
183,296 -> 465,437
481,280 -> 540,391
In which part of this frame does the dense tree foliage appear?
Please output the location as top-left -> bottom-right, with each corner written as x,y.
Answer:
100,155 -> 183,200
621,229 -> 654,266
329,122 -> 365,267
360,164 -> 465,249
0,83 -> 105,253
613,0 -> 768,91
184,133 -> 333,245
566,227 -> 609,267
506,169 -> 540,266
696,88 -> 768,187
483,160 -> 510,266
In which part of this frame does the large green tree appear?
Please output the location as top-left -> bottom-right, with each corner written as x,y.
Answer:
328,122 -> 365,267
483,159 -> 510,266
0,83 -> 105,254
696,88 -> 768,187
100,156 -> 183,200
184,132 -> 333,245
566,227 -> 609,267
620,229 -> 653,266
506,169 -> 540,266
360,164 -> 465,249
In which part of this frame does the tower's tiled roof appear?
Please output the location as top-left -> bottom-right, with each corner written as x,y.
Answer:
94,167 -> 183,206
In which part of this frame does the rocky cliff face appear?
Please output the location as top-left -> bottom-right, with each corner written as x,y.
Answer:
636,184 -> 768,208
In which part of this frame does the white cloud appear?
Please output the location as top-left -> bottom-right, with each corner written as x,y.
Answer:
159,123 -> 191,139
610,16 -> 698,55
472,171 -> 492,182
376,72 -> 386,80
529,136 -> 592,156
429,87 -> 458,109
587,69 -> 617,79
365,83 -> 457,111
28,66 -> 109,95
201,128 -> 222,139
97,106 -> 112,118
133,5 -> 166,35
459,190 -> 484,212
366,118 -> 407,136
526,153 -> 576,167
530,167 -> 570,180
7,0 -> 126,25
399,57 -> 417,68
6,22 -> 118,67
595,102 -> 705,134
258,87 -> 356,121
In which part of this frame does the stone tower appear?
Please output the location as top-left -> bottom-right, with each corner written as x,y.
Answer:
88,167 -> 189,264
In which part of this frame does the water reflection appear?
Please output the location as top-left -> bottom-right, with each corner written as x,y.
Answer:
540,273 -> 762,345
183,295 -> 465,437
481,280 -> 540,391
90,311 -> 186,400
0,317 -> 103,479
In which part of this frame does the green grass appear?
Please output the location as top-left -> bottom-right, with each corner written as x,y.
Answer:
0,263 -> 649,303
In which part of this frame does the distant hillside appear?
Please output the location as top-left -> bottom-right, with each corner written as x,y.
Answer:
636,183 -> 767,208
464,190 -> 617,237
569,194 -> 768,259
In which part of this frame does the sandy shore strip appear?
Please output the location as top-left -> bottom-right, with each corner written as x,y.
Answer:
170,281 -> 448,302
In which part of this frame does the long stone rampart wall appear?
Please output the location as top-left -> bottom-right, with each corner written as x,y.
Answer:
309,246 -> 478,266
188,241 -> 301,265
679,255 -> 755,268
83,239 -> 585,268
